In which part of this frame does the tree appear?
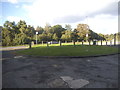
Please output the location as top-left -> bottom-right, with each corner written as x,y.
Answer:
2,20 -> 36,46
36,26 -> 44,34
52,25 -> 66,40
75,24 -> 89,41
26,25 -> 35,40
2,21 -> 20,46
2,28 -> 11,46
61,30 -> 73,41
44,23 -> 52,34
116,32 -> 120,41
17,20 -> 35,44
98,33 -> 105,40
47,33 -> 53,41
53,33 -> 59,41
88,30 -> 101,41
17,20 -> 27,34
38,33 -> 48,41
65,24 -> 72,31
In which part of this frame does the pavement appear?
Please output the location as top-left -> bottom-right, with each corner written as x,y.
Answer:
2,49 -> 119,88
0,46 -> 28,51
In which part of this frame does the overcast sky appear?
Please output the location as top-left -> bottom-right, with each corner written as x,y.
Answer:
0,0 -> 119,34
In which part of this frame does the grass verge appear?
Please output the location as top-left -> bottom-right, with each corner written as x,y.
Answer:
16,44 -> 118,56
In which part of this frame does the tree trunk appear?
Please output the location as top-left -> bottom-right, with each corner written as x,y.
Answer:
73,41 -> 75,47
59,41 -> 62,46
29,42 -> 31,49
101,40 -> 102,46
82,41 -> 84,45
106,41 -> 107,46
47,41 -> 49,47
114,34 -> 116,46
89,41 -> 90,45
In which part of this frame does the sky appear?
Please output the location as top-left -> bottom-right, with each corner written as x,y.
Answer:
0,0 -> 119,34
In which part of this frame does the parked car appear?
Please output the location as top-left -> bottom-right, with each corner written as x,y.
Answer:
48,41 -> 59,44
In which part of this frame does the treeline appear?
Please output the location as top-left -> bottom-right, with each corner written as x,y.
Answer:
1,20 -> 119,46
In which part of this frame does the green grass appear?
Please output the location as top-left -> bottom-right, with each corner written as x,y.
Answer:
16,43 -> 118,56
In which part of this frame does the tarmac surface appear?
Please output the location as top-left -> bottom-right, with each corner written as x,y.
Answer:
2,46 -> 119,88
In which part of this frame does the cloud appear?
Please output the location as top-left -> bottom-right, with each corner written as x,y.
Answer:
7,0 -> 18,4
6,16 -> 23,23
53,15 -> 85,24
15,5 -> 20,8
118,1 -> 120,15
22,0 -> 116,26
85,14 -> 118,34
5,0 -> 117,34
1,0 -> 35,4
90,1 -> 118,17
53,1 -> 118,24
54,14 -> 118,34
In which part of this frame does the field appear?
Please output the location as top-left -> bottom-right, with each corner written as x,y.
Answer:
16,43 -> 118,56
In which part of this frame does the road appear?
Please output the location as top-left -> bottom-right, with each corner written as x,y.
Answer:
2,48 -> 119,88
